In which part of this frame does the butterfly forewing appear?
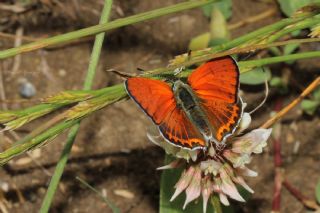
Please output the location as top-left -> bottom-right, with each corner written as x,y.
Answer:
125,77 -> 206,149
188,56 -> 239,103
188,56 -> 242,143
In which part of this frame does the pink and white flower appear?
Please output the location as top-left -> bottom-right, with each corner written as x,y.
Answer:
148,112 -> 272,213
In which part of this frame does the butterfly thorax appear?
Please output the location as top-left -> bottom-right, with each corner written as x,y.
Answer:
173,80 -> 214,144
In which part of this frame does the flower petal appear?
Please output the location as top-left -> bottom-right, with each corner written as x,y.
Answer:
219,193 -> 230,206
157,159 -> 183,170
232,176 -> 254,193
232,128 -> 272,154
147,132 -> 178,155
237,112 -> 251,133
200,160 -> 222,176
201,178 -> 213,213
236,166 -> 258,177
220,168 -> 245,202
170,166 -> 195,201
183,166 -> 202,209
223,150 -> 252,168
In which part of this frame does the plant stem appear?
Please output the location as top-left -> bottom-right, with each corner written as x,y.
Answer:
283,180 -> 320,210
0,0 -> 217,59
260,77 -> 320,129
239,51 -> 320,70
39,1 -> 113,212
211,195 -> 223,213
76,176 -> 120,213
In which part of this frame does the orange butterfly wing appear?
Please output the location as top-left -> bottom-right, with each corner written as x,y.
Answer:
125,77 -> 206,149
188,56 -> 243,142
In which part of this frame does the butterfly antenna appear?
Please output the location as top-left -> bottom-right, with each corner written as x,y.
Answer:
106,69 -> 136,78
249,79 -> 269,114
137,67 -> 145,72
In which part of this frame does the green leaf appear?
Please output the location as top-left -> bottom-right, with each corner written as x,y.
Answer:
269,77 -> 288,94
283,43 -> 300,64
189,33 -> 210,51
269,47 -> 282,56
209,6 -> 230,41
277,0 -> 320,17
208,38 -> 229,47
284,43 -> 300,55
159,155 -> 215,213
316,179 -> 320,204
312,87 -> 320,101
202,0 -> 232,19
300,99 -> 320,115
240,67 -> 272,85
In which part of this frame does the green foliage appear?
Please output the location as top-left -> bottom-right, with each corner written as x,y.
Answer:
316,179 -> 320,204
278,0 -> 320,17
189,4 -> 230,51
300,87 -> 320,115
313,87 -> 320,100
209,6 -> 230,44
202,0 -> 232,19
240,67 -> 271,85
301,99 -> 320,115
269,76 -> 289,94
189,33 -> 210,51
283,43 -> 300,64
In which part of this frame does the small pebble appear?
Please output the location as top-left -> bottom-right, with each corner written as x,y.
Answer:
18,78 -> 36,98
0,180 -> 9,192
114,189 -> 135,199
58,69 -> 67,77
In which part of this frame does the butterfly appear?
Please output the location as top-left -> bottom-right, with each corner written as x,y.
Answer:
125,56 -> 243,150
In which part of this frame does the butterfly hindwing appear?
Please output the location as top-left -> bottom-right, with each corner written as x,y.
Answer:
125,77 -> 206,149
158,107 -> 206,149
188,56 -> 242,143
202,99 -> 242,142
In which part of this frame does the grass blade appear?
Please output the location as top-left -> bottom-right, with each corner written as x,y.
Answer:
39,1 -> 113,212
76,176 -> 120,213
0,0 -> 218,59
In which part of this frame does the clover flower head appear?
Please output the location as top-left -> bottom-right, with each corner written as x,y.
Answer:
148,111 -> 272,212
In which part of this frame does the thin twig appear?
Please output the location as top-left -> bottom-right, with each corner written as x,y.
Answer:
249,80 -> 269,114
228,8 -> 277,30
76,176 -> 120,213
10,27 -> 23,79
283,180 -> 320,210
260,77 -> 320,129
0,32 -> 39,42
106,69 -> 136,78
0,3 -> 26,13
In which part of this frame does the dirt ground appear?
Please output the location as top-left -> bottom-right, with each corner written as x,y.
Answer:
0,0 -> 319,213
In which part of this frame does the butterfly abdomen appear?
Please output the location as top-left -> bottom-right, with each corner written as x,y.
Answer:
173,81 -> 213,142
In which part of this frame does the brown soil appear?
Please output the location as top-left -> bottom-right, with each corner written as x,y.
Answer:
0,0 -> 319,213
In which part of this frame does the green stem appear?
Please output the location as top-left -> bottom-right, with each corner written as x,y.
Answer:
39,1 -> 113,212
211,195 -> 223,213
0,0 -> 217,59
266,17 -> 320,43
0,118 -> 81,164
239,51 -> 320,70
76,176 -> 120,213
209,15 -> 313,53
